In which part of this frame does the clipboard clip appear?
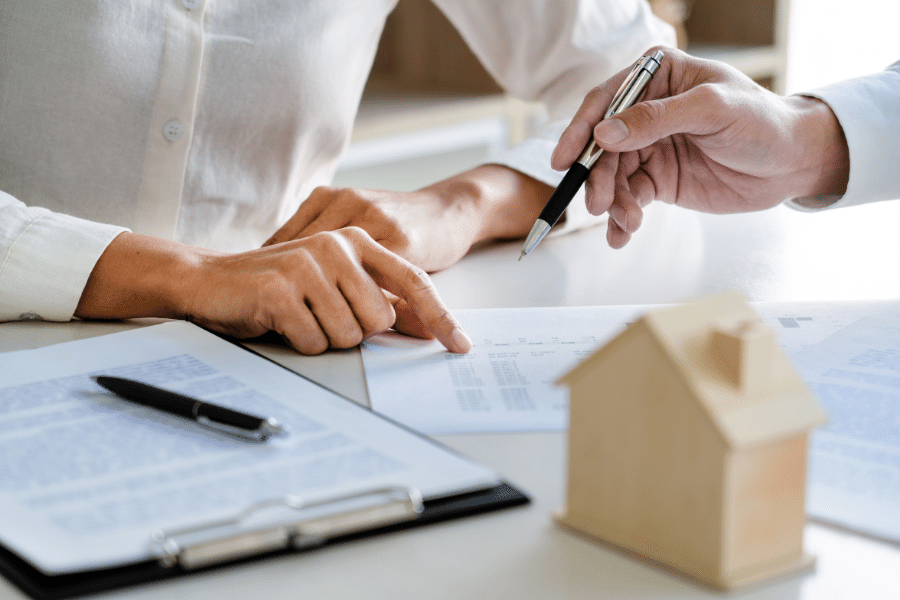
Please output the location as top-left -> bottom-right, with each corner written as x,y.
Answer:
150,486 -> 424,570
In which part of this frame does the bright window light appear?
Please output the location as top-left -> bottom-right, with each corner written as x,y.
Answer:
786,0 -> 900,93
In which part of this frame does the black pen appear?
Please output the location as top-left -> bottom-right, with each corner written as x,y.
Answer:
519,50 -> 664,260
93,376 -> 286,442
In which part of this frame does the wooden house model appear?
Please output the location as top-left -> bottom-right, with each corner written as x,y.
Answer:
556,293 -> 827,590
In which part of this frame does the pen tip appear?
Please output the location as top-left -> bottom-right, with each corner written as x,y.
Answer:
518,252 -> 525,262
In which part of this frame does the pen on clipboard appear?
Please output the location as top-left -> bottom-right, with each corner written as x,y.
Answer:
93,376 -> 286,442
519,50 -> 664,260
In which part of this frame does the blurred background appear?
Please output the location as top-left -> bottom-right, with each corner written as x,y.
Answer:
333,0 -> 899,193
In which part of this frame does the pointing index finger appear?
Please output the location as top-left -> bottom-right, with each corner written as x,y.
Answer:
355,232 -> 472,353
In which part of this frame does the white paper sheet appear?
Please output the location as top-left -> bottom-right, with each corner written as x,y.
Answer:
792,311 -> 900,543
362,306 -> 649,434
362,302 -> 879,435
0,322 -> 498,575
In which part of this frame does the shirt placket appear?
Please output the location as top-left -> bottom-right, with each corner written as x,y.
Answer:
134,0 -> 208,240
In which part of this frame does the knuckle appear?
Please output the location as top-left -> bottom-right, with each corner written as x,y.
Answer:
304,185 -> 336,207
402,265 -> 433,295
310,185 -> 337,198
630,99 -> 665,129
305,230 -> 344,253
585,84 -> 607,103
329,322 -> 364,350
338,226 -> 373,252
694,83 -> 727,110
342,225 -> 369,241
296,336 -> 329,356
277,244 -> 316,276
333,186 -> 369,207
433,310 -> 455,333
369,302 -> 396,335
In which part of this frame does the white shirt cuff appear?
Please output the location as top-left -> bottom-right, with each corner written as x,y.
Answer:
0,194 -> 128,322
786,64 -> 900,212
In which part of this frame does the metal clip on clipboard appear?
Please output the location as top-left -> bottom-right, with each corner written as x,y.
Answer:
150,486 -> 424,570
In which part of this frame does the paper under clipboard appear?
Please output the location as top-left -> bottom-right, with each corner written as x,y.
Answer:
0,322 -> 527,600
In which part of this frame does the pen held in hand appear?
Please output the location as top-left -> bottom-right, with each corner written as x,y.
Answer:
519,50 -> 664,260
92,376 -> 286,442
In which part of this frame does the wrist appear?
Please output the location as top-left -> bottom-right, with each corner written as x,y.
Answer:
75,232 -> 214,321
788,95 -> 850,204
423,165 -> 552,244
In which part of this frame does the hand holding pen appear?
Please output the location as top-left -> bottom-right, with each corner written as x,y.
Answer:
548,46 -> 850,248
520,50 -> 664,259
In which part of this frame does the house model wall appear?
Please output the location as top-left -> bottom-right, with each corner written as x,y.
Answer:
556,293 -> 827,590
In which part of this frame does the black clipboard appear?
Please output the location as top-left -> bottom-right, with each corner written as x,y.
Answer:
0,328 -> 529,600
0,481 -> 528,600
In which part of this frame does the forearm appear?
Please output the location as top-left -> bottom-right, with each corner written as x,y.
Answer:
418,164 -> 553,244
789,65 -> 900,211
74,232 -> 206,320
788,96 -> 850,207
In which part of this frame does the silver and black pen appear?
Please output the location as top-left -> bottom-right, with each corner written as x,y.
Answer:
519,50 -> 664,260
93,375 -> 286,442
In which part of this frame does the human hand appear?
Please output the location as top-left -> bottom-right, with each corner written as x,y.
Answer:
263,185 -> 480,273
76,230 -> 472,355
263,166 -> 554,272
551,46 -> 849,248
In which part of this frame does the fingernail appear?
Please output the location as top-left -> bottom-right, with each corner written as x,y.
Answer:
451,327 -> 473,353
609,205 -> 627,231
585,184 -> 598,215
595,119 -> 629,145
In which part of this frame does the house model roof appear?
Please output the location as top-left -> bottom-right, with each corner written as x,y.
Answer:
558,292 -> 827,449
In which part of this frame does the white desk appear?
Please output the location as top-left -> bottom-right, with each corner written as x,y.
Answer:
2,202 -> 900,599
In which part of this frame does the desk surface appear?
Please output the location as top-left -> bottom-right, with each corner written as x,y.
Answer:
2,202 -> 900,599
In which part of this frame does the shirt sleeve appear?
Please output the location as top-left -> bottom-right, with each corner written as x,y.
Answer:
0,191 -> 128,322
787,60 -> 900,212
429,0 -> 676,234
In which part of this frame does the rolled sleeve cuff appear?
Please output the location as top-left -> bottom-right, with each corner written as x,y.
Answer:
0,205 -> 128,322
787,64 -> 900,212
489,118 -> 606,236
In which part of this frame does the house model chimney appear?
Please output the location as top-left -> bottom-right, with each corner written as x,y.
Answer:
708,319 -> 780,396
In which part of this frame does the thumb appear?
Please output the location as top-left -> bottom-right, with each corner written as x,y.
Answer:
593,86 -> 721,152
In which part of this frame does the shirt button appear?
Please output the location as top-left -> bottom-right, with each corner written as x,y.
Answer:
163,120 -> 185,142
182,0 -> 202,9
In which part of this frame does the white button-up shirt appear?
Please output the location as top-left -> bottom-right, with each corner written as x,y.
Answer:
0,0 -> 674,321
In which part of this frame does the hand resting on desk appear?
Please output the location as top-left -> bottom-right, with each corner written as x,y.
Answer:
263,165 -> 553,273
552,46 -> 851,248
74,228 -> 472,356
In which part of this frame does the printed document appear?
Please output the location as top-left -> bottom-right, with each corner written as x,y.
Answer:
792,313 -> 900,543
362,306 -> 647,433
362,302 -> 879,435
0,322 -> 498,575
